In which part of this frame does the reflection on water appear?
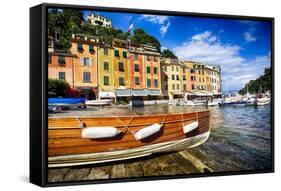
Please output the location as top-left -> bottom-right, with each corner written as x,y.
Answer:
49,104 -> 272,172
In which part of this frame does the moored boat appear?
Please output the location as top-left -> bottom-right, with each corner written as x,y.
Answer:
48,110 -> 211,167
85,99 -> 113,106
48,98 -> 86,109
255,97 -> 271,106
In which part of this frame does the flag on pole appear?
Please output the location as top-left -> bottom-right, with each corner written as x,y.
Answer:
127,17 -> 134,33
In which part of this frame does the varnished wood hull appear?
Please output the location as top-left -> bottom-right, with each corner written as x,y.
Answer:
48,110 -> 211,167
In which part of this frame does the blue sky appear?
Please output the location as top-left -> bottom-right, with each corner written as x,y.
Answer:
83,10 -> 272,92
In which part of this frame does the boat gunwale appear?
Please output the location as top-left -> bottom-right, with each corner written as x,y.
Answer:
48,112 -> 210,130
48,109 -> 211,119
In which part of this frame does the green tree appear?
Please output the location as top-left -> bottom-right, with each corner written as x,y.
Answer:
131,29 -> 161,51
239,67 -> 272,95
48,78 -> 70,97
161,49 -> 178,59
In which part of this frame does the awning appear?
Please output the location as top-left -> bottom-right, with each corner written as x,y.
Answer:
131,90 -> 148,96
147,89 -> 161,96
99,91 -> 116,99
171,91 -> 183,95
115,89 -> 132,97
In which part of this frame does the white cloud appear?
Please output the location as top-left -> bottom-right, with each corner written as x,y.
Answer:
141,15 -> 171,37
244,32 -> 256,42
173,31 -> 270,91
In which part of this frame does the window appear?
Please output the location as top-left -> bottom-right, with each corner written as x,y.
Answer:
154,79 -> 158,88
84,58 -> 90,67
114,50 -> 119,57
48,54 -> 51,64
146,55 -> 150,61
83,72 -> 91,83
134,54 -> 138,60
199,70 -> 201,75
183,76 -> 186,81
172,74 -> 175,80
89,45 -> 94,53
135,77 -> 140,85
199,77 -> 201,83
58,72 -> 65,80
58,56 -> 65,65
153,56 -> 157,62
190,69 -> 195,74
183,84 -> 187,91
135,64 -> 140,72
104,76 -> 109,86
104,48 -> 108,55
77,43 -> 83,52
176,67 -> 179,72
154,67 -> 158,74
122,51 -> 127,58
118,62 -> 124,72
177,84 -> 180,90
172,66 -> 174,71
202,70 -> 205,75
176,75 -> 179,81
192,84 -> 195,90
191,76 -> 196,81
147,79 -> 151,88
103,62 -> 109,70
172,84 -> 175,90
146,67 -> 151,74
119,77 -> 125,86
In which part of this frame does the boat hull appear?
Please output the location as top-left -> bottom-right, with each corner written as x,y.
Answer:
48,110 -> 211,167
49,131 -> 210,168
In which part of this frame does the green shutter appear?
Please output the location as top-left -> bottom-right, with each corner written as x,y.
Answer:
115,50 -> 119,57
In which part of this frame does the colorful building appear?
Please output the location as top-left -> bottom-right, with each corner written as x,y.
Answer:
143,44 -> 161,98
70,35 -> 98,99
112,39 -> 131,99
161,58 -> 183,100
48,51 -> 76,89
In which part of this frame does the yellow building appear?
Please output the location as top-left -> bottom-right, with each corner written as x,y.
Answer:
97,45 -> 116,99
205,64 -> 221,95
112,39 -> 131,98
161,58 -> 183,100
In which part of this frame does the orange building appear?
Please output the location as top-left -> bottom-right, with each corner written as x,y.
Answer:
143,44 -> 161,98
129,45 -> 145,90
48,51 -> 76,89
70,35 -> 98,99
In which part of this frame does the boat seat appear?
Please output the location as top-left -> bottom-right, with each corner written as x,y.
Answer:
81,126 -> 121,139
183,121 -> 199,134
134,123 -> 162,140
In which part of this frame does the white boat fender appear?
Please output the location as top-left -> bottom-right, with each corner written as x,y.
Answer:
134,123 -> 162,140
81,126 -> 121,139
183,121 -> 199,134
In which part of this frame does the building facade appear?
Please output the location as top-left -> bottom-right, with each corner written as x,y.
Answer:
48,51 -> 76,89
87,14 -> 112,28
161,58 -> 183,100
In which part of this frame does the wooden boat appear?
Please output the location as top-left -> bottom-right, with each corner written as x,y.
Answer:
48,110 -> 211,168
255,97 -> 270,106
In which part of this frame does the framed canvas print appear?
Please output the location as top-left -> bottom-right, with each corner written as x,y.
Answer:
30,3 -> 274,187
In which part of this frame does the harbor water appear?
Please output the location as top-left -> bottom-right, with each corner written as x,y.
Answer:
48,104 -> 272,181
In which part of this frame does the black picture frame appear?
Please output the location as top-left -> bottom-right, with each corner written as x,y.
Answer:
30,3 -> 274,187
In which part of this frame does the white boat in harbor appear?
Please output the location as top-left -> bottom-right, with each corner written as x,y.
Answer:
86,99 -> 113,106
255,97 -> 270,106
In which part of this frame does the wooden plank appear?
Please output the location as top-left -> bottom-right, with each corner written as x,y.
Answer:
154,154 -> 184,175
110,164 -> 126,179
124,162 -> 144,177
84,166 -> 112,180
169,152 -> 200,174
48,168 -> 69,182
141,158 -> 164,176
178,150 -> 213,173
63,168 -> 91,181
